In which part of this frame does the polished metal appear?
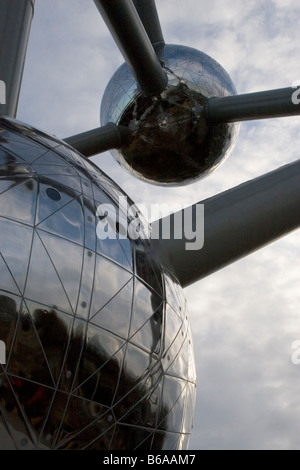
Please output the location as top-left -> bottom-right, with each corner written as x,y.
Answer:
101,44 -> 239,186
0,0 -> 35,117
0,117 -> 196,450
2,0 -> 300,453
63,123 -> 131,157
93,0 -> 167,97
206,87 -> 300,123
153,159 -> 300,287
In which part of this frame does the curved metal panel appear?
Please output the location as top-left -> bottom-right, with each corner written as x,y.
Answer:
0,117 -> 196,450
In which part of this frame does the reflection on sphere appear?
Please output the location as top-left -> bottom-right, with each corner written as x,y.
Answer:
101,44 -> 239,185
0,117 -> 196,450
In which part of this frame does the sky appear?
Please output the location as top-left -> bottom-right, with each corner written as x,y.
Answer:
17,0 -> 300,450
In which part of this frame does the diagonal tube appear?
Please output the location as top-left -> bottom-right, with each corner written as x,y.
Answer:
152,159 -> 300,287
93,0 -> 167,96
132,0 -> 165,53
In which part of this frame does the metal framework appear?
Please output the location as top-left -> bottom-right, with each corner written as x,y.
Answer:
1,0 -> 300,289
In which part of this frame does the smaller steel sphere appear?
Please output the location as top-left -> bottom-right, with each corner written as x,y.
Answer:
101,44 -> 239,186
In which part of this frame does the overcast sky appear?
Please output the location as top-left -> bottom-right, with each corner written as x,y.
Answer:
17,0 -> 300,450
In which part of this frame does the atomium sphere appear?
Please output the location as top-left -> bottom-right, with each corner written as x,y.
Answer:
0,117 -> 196,450
101,44 -> 239,186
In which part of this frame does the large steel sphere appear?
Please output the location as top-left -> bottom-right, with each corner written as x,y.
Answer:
0,117 -> 196,450
101,44 -> 239,186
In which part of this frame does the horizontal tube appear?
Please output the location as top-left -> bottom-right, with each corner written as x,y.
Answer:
206,87 -> 300,123
63,123 -> 130,157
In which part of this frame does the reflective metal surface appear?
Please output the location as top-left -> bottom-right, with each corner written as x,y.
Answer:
101,44 -> 239,186
0,117 -> 196,450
